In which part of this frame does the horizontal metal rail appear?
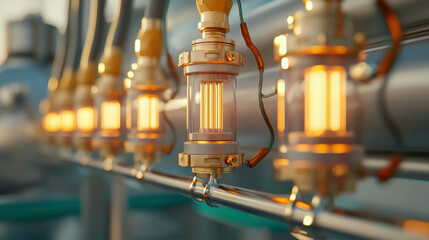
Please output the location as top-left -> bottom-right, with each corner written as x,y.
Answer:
363,155 -> 429,181
39,145 -> 426,240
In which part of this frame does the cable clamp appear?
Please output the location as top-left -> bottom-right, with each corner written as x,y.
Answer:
189,175 -> 204,203
203,174 -> 219,208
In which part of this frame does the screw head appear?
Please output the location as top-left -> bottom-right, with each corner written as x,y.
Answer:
226,52 -> 236,62
225,155 -> 237,166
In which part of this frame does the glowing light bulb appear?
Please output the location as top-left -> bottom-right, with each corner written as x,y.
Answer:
43,112 -> 60,132
101,101 -> 121,130
199,81 -> 224,131
304,65 -> 346,136
60,110 -> 75,132
76,106 -> 96,131
137,94 -> 159,130
277,79 -> 286,133
274,0 -> 364,196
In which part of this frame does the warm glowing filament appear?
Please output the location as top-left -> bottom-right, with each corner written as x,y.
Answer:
277,79 -> 286,133
305,66 -> 346,136
76,106 -> 96,131
43,112 -> 60,132
330,71 -> 342,131
126,98 -> 132,129
200,81 -> 223,131
101,101 -> 121,130
60,110 -> 75,132
137,95 -> 159,130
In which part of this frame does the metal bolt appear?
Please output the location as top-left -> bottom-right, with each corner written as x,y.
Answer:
226,52 -> 236,62
225,155 -> 237,166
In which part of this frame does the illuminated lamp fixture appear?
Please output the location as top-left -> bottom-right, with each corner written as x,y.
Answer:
39,0 -> 72,144
94,0 -> 131,159
73,0 -> 105,152
277,0 -> 366,196
178,0 -> 244,178
40,92 -> 61,144
124,0 -> 170,171
55,0 -> 83,147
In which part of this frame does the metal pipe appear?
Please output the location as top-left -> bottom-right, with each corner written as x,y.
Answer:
109,0 -> 132,49
65,0 -> 84,72
363,155 -> 429,181
47,146 -> 422,240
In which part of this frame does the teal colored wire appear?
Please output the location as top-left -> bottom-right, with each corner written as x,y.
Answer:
257,68 -> 275,151
236,0 -> 244,23
262,89 -> 277,98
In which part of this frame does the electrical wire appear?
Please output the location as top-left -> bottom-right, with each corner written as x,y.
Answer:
374,0 -> 403,78
235,0 -> 275,168
374,0 -> 404,181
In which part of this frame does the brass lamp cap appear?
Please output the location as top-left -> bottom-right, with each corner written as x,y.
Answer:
196,0 -> 232,14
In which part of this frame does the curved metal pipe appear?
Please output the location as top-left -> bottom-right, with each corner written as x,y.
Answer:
144,0 -> 168,19
364,155 -> 429,181
64,0 -> 84,71
105,0 -> 132,49
83,0 -> 106,64
49,32 -> 69,87
47,1 -> 72,90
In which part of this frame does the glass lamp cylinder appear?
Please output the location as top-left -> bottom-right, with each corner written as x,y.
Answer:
178,0 -> 244,177
56,92 -> 75,147
283,55 -> 363,195
43,111 -> 61,134
126,89 -> 165,142
286,56 -> 362,143
95,96 -> 124,139
187,73 -> 236,142
275,0 -> 366,196
93,53 -> 126,157
74,84 -> 97,142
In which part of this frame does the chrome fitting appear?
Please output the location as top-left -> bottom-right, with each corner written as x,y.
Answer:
286,1 -> 365,56
179,152 -> 244,177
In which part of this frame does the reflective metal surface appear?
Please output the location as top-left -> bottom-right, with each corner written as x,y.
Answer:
45,146 -> 424,240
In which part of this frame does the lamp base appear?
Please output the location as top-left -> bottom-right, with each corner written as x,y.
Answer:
178,152 -> 244,178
